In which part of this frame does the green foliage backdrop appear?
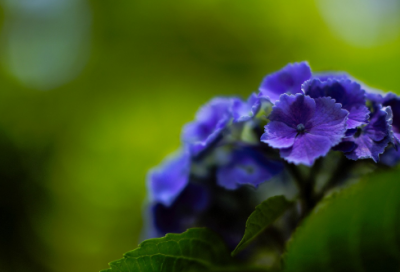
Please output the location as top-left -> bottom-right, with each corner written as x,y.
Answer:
284,168 -> 400,271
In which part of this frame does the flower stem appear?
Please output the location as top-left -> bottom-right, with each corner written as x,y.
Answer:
315,155 -> 354,203
286,158 -> 325,221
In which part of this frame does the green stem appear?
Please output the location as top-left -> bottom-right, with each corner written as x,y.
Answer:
286,159 -> 323,219
315,155 -> 355,203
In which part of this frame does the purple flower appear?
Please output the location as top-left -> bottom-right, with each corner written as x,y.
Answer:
314,72 -> 386,107
147,151 -> 190,207
231,93 -> 261,123
149,183 -> 209,236
366,92 -> 384,112
336,107 -> 392,162
382,93 -> 400,146
259,62 -> 312,103
182,98 -> 232,156
216,146 -> 283,190
146,179 -> 260,250
261,94 -> 348,166
303,79 -> 369,129
313,72 -> 349,82
380,146 -> 400,167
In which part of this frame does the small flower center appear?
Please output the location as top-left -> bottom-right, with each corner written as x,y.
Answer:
296,123 -> 306,133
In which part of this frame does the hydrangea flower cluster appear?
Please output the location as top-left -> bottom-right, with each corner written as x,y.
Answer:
144,62 -> 400,248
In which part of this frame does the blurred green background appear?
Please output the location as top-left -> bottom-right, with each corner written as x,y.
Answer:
1,0 -> 400,271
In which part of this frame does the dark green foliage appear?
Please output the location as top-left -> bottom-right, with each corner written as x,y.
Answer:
283,170 -> 400,272
232,195 -> 293,256
100,228 -> 228,272
101,170 -> 400,271
100,228 -> 269,272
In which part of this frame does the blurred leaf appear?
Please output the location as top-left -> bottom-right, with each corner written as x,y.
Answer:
232,195 -> 293,256
100,228 -> 267,272
283,169 -> 400,271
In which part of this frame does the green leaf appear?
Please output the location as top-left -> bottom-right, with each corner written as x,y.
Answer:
232,195 -> 293,256
283,169 -> 400,271
100,228 -> 268,272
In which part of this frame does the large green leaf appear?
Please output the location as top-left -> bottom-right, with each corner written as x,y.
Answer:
100,228 -> 268,272
284,169 -> 400,272
232,195 -> 293,256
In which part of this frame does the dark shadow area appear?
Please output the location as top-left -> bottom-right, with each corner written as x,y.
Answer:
0,129 -> 51,272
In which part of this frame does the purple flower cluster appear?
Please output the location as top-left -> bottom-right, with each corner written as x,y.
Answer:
144,61 -> 400,246
259,62 -> 397,165
145,93 -> 282,246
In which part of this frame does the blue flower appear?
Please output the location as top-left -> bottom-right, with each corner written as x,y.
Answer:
182,98 -> 232,156
303,78 -> 370,129
147,151 -> 190,207
231,93 -> 261,123
382,93 -> 400,146
259,62 -> 312,104
314,72 -> 386,110
150,183 -> 209,236
261,94 -> 348,166
216,145 -> 283,190
146,178 -> 261,250
312,72 -> 349,82
335,107 -> 392,162
380,146 -> 400,167
366,92 -> 384,112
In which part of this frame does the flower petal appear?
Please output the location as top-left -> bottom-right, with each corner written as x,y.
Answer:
280,133 -> 333,166
343,107 -> 391,162
268,93 -> 316,128
308,96 -> 349,147
261,121 -> 297,148
151,183 -> 209,235
303,79 -> 368,129
182,97 -> 232,156
380,146 -> 400,167
383,93 -> 400,145
217,146 -> 283,189
232,93 -> 261,123
345,136 -> 389,163
313,72 -> 349,82
346,105 -> 370,130
147,151 -> 190,207
259,62 -> 311,103
332,141 -> 356,153
364,106 -> 392,142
